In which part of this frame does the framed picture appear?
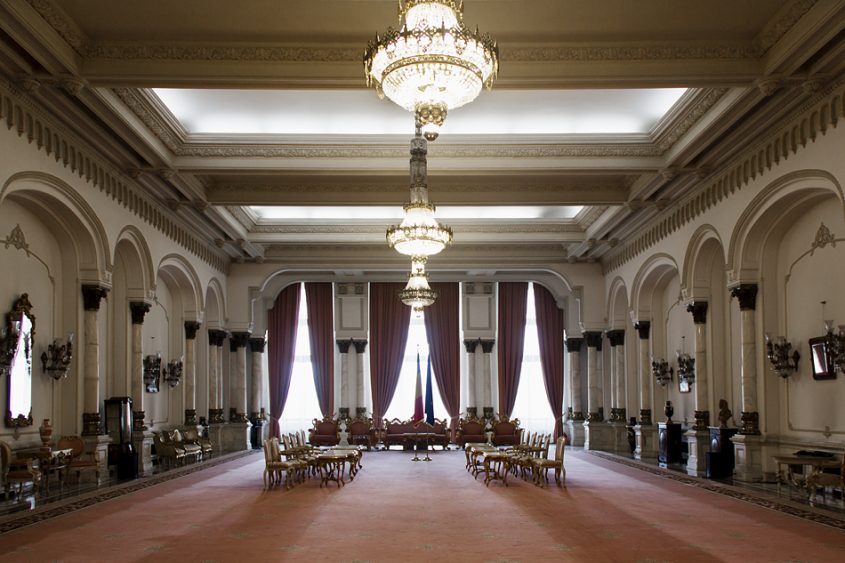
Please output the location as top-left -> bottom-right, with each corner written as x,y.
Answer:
809,336 -> 836,380
679,379 -> 691,393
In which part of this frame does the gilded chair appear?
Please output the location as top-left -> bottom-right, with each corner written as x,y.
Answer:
1,440 -> 41,497
532,436 -> 567,487
154,431 -> 185,468
182,427 -> 213,459
56,435 -> 100,483
171,429 -> 202,462
264,438 -> 303,490
813,453 -> 844,500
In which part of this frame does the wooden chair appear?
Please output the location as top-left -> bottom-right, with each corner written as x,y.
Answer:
56,435 -> 100,483
532,436 -> 567,487
181,427 -> 213,459
0,440 -> 41,497
813,453 -> 844,500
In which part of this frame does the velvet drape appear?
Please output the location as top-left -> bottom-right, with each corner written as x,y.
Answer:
423,282 -> 461,433
369,283 -> 411,429
267,283 -> 301,438
497,282 -> 528,417
305,282 -> 334,418
533,283 -> 565,439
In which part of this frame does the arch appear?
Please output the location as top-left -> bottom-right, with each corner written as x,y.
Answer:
204,277 -> 226,329
113,226 -> 154,299
681,224 -> 726,301
157,254 -> 203,321
727,170 -> 844,283
607,276 -> 629,329
1,171 -> 110,283
630,253 -> 680,320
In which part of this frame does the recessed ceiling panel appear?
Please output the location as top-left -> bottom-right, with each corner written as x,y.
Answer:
249,205 -> 584,222
153,88 -> 687,136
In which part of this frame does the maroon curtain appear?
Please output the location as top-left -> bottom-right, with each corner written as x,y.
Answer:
423,282 -> 460,433
267,283 -> 301,438
534,283 -> 565,439
369,283 -> 411,429
305,283 -> 334,418
497,282 -> 528,417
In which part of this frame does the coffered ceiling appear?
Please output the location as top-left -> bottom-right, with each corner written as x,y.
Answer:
1,0 -> 844,267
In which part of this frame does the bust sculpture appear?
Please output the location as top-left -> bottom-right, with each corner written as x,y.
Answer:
718,399 -> 733,428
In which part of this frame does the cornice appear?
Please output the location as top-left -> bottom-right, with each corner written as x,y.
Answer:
215,183 -> 624,195
653,89 -> 728,151
501,44 -> 757,62
0,78 -> 228,273
753,0 -> 817,54
247,223 -> 584,235
603,76 -> 845,273
24,0 -> 85,53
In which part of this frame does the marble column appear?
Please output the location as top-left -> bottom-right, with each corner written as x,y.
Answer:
128,301 -> 150,430
463,339 -> 479,418
207,329 -> 227,424
353,339 -> 368,416
81,285 -> 110,483
249,337 -> 266,420
685,301 -> 710,477
184,321 -> 201,426
564,337 -> 584,447
584,332 -> 603,422
607,329 -> 628,454
633,321 -> 657,460
730,284 -> 763,481
230,332 -> 250,422
336,339 -> 352,419
480,339 -> 495,419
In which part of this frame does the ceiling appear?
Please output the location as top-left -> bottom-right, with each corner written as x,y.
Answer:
1,0 -> 844,269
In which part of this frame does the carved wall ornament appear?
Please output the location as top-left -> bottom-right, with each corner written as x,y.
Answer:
810,222 -> 836,254
3,225 -> 29,253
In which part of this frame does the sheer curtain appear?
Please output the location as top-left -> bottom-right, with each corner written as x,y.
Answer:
279,284 -> 322,434
384,314 -> 449,421
512,283 -> 556,436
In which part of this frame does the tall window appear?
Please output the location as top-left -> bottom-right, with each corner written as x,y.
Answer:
279,283 -> 321,434
511,282 -> 555,435
383,314 -> 449,422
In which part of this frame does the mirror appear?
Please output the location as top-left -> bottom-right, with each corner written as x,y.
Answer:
3,294 -> 35,427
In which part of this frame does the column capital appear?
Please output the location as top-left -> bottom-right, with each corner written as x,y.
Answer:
336,338 -> 353,353
249,337 -> 266,353
634,321 -> 651,339
686,301 -> 709,324
352,339 -> 368,354
584,331 -> 603,350
82,284 -> 109,311
208,329 -> 227,347
479,339 -> 495,354
565,337 -> 583,352
184,320 -> 202,340
230,331 -> 250,351
730,284 -> 758,311
463,338 -> 480,353
129,301 -> 151,325
606,329 -> 625,347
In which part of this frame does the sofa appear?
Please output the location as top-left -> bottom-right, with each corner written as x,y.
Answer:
308,416 -> 340,447
382,418 -> 451,450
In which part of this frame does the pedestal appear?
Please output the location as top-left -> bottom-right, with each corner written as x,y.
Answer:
610,422 -> 631,455
81,434 -> 111,485
731,433 -> 763,482
634,425 -> 658,460
221,421 -> 251,453
207,423 -> 226,454
132,430 -> 154,477
583,421 -> 613,451
658,422 -> 683,467
707,426 -> 738,479
684,429 -> 709,477
565,419 -> 585,448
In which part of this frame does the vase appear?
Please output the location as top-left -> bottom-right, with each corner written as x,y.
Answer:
664,401 -> 674,424
39,418 -> 53,451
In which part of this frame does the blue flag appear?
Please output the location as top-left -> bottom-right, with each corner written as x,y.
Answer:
424,354 -> 435,425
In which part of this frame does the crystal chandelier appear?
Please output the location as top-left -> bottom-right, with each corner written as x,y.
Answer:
364,0 -> 499,140
399,257 -> 437,310
386,126 -> 452,258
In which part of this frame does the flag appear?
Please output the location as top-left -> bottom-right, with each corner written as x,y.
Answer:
413,351 -> 424,423
424,354 -> 435,425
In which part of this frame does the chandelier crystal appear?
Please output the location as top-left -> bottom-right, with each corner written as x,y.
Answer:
386,125 -> 452,257
399,257 -> 437,309
364,0 -> 499,140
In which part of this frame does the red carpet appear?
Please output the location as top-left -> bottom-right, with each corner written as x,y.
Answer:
1,448 -> 844,562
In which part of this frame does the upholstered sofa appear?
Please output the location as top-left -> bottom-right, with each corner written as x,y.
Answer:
381,418 -> 450,450
309,416 -> 340,447
455,418 -> 487,447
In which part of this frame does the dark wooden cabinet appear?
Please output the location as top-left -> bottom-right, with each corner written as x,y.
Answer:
658,422 -> 683,467
706,426 -> 738,479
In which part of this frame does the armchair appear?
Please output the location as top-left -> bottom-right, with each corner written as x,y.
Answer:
56,435 -> 100,482
347,416 -> 377,450
154,431 -> 186,468
1,440 -> 41,497
456,418 -> 487,447
171,429 -> 202,462
309,416 -> 340,447
182,427 -> 213,459
491,417 -> 521,446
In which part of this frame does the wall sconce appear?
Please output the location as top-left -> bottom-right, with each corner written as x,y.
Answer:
163,357 -> 183,388
764,333 -> 800,378
41,333 -> 74,380
676,336 -> 695,385
651,357 -> 673,387
143,353 -> 161,393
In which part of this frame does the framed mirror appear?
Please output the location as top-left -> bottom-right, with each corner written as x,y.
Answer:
3,294 -> 35,427
808,336 -> 836,380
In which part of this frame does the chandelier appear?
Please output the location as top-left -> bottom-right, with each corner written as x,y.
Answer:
386,126 -> 452,258
399,257 -> 437,311
364,0 -> 499,141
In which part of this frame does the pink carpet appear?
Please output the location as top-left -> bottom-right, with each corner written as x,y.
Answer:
1,448 -> 844,562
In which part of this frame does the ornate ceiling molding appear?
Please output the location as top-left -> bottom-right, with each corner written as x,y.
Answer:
24,0 -> 85,53
753,0 -> 817,54
502,44 -> 757,62
215,183 -> 626,195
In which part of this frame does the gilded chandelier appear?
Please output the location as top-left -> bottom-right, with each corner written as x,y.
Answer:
399,257 -> 438,314
364,0 -> 499,140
